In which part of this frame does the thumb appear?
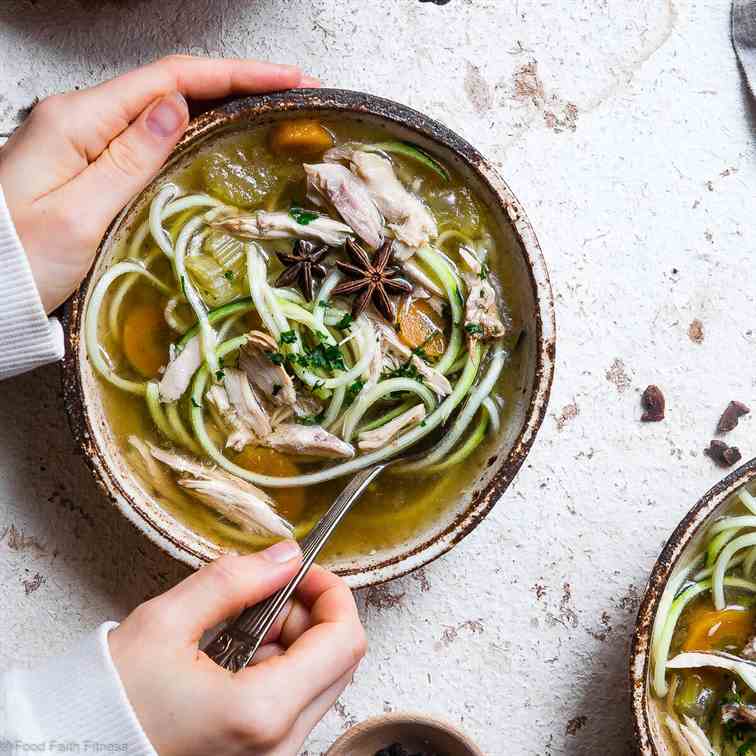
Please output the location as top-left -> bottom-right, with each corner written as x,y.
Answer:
64,91 -> 189,231
152,540 -> 302,642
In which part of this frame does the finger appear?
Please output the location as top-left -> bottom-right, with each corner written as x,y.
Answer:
235,567 -> 365,706
146,541 -> 301,642
300,75 -> 321,87
278,599 -> 313,648
56,91 -> 189,233
251,642 -> 285,665
68,56 -> 304,157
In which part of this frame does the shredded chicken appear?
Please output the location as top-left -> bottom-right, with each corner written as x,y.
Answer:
411,355 -> 452,397
239,331 -> 297,406
303,163 -> 384,249
206,207 -> 353,247
205,368 -> 272,451
742,634 -> 756,660
158,335 -> 202,402
293,393 -> 324,419
224,368 -> 272,439
144,443 -> 292,537
664,716 -> 716,756
347,151 -> 437,249
459,246 -> 507,342
206,384 -> 256,452
722,703 -> 756,725
357,404 -> 426,451
267,423 -> 355,459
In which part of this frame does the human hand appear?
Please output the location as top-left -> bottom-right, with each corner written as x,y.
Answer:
108,541 -> 367,756
0,56 -> 317,313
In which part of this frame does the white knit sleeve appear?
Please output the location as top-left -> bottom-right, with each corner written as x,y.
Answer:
0,622 -> 156,754
0,184 -> 65,380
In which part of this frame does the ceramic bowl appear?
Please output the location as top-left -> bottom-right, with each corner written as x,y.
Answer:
630,456 -> 756,753
62,88 -> 555,588
325,712 -> 484,756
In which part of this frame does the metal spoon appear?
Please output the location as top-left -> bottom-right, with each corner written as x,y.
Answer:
202,443 -> 435,672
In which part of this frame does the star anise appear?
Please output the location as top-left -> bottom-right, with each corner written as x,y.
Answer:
274,240 -> 329,301
332,239 -> 413,321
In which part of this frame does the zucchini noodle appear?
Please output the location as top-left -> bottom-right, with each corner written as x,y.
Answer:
166,402 -> 201,455
108,194 -> 222,341
85,260 -> 172,395
164,296 -> 192,333
188,338 -> 483,488
706,527 -> 742,566
357,399 -> 417,433
146,381 -> 179,443
712,532 -> 756,609
423,407 -> 489,474
313,270 -> 342,331
149,184 -> 179,258
415,246 -> 462,374
342,377 -> 437,442
175,214 -> 219,376
482,396 -> 501,435
107,248 -> 161,344
398,344 -> 503,472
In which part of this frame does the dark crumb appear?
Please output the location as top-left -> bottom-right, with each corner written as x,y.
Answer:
717,401 -> 750,434
641,385 -> 665,422
704,440 -> 742,468
374,744 -> 444,756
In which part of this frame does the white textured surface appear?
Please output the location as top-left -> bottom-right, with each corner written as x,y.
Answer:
1,1 -> 755,753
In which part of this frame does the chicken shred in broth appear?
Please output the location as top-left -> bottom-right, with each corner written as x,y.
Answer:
86,118 -> 525,559
650,483 -> 756,755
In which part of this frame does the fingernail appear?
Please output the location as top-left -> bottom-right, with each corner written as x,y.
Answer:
146,92 -> 187,138
261,540 -> 301,564
300,75 -> 321,87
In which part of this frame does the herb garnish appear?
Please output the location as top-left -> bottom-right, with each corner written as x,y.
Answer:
289,206 -> 319,226
279,330 -> 297,345
345,379 -> 365,406
465,323 -> 484,336
297,411 -> 325,426
223,270 -> 234,281
336,313 -> 354,331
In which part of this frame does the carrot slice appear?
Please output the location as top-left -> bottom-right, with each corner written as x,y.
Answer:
682,604 -> 754,652
397,300 -> 446,358
268,120 -> 334,156
122,302 -> 171,378
234,446 -> 306,522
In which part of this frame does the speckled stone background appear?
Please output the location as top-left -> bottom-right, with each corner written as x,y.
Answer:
0,1 -> 754,753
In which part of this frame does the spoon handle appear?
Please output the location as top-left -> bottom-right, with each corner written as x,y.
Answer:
202,463 -> 386,671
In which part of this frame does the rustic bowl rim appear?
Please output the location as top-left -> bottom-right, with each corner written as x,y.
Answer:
61,87 -> 556,588
629,456 -> 756,754
324,711 -> 485,756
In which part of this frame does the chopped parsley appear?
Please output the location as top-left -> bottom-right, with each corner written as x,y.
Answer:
297,411 -> 325,426
411,345 -> 429,361
306,342 -> 346,372
386,360 -> 422,382
267,351 -> 285,366
223,270 -> 234,281
345,379 -> 365,406
465,323 -> 484,336
289,206 -> 319,225
215,369 -> 225,381
336,313 -> 354,331
738,739 -> 756,756
279,330 -> 297,345
317,300 -> 330,309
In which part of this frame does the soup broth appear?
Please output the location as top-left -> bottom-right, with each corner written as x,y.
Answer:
88,117 -> 526,561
